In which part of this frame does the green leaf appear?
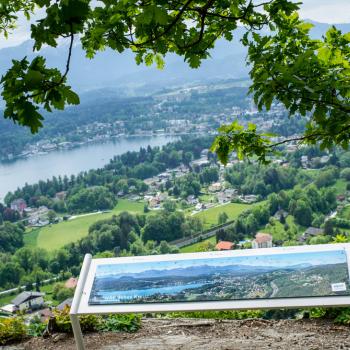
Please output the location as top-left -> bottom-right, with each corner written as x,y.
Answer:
65,89 -> 80,105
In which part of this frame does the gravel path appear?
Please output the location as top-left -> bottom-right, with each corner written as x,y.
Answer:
6,318 -> 350,350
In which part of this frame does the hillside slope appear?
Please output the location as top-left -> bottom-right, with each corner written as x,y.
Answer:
19,318 -> 350,350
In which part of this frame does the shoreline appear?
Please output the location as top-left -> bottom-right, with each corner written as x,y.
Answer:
0,132 -> 206,164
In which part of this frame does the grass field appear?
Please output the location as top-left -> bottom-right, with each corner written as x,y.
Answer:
332,179 -> 348,195
339,205 -> 350,220
180,236 -> 217,253
0,293 -> 16,307
193,202 -> 251,229
25,199 -> 145,251
23,228 -> 40,248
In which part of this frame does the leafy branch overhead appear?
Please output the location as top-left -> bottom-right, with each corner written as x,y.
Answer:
0,0 -> 350,160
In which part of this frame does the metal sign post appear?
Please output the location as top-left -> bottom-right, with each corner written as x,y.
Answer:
70,254 -> 92,350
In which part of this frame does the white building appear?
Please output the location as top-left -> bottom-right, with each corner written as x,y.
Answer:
11,291 -> 45,312
252,233 -> 273,249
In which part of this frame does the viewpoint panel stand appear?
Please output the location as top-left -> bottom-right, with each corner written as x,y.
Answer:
70,244 -> 350,350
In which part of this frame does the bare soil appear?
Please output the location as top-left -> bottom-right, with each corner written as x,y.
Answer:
5,318 -> 350,350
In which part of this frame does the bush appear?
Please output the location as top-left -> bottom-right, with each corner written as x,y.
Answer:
335,308 -> 350,325
0,317 -> 27,345
53,306 -> 101,333
27,316 -> 47,337
167,310 -> 264,320
97,314 -> 142,332
53,307 -> 141,334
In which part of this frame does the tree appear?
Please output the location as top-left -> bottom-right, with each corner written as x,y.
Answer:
218,212 -> 229,225
163,200 -> 176,213
324,220 -> 334,236
340,168 -> 350,181
66,186 -> 116,213
52,282 -> 74,302
293,200 -> 312,227
2,1 -> 349,161
47,210 -> 57,224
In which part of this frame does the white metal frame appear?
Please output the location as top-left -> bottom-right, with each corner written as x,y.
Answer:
70,243 -> 350,350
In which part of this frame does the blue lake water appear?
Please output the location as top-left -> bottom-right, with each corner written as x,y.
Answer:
0,135 -> 178,201
91,282 -> 205,303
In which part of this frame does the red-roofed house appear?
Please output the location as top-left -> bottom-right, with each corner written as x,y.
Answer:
252,233 -> 273,249
216,241 -> 234,251
65,277 -> 78,289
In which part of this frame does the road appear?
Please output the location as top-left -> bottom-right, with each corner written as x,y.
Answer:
270,281 -> 279,298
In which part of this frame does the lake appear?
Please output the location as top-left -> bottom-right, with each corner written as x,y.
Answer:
0,135 -> 178,202
90,282 -> 206,304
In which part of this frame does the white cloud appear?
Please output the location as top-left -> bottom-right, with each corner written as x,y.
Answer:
298,0 -> 350,23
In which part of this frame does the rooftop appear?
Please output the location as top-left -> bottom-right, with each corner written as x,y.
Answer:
216,241 -> 234,251
65,277 -> 78,289
11,291 -> 44,306
254,233 -> 272,244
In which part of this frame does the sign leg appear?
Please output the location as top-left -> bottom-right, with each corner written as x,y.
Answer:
70,314 -> 85,350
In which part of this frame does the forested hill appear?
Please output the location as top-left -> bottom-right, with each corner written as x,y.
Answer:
0,21 -> 348,93
0,81 -> 249,160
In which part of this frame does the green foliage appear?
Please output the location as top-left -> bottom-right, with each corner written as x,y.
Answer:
0,222 -> 25,254
211,122 -> 274,164
334,308 -> 350,325
54,306 -> 100,333
308,308 -> 327,319
67,186 -> 116,213
167,310 -> 264,320
218,212 -> 229,225
0,317 -> 27,345
27,315 -> 47,337
53,306 -> 141,333
307,307 -> 350,326
96,314 -> 141,333
1,56 -> 79,132
52,282 -> 74,302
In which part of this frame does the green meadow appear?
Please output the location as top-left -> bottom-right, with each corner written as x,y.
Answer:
193,202 -> 251,229
180,236 -> 217,253
24,199 -> 145,251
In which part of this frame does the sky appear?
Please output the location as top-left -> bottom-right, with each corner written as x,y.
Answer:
0,0 -> 349,49
95,249 -> 348,276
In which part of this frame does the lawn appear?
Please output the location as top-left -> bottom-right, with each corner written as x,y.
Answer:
23,228 -> 40,248
193,202 -> 251,229
0,293 -> 16,307
339,204 -> 350,220
28,199 -> 145,251
332,179 -> 348,195
180,236 -> 217,253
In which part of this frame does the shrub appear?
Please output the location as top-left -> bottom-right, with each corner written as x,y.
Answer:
27,316 -> 47,337
97,314 -> 142,332
53,306 -> 101,333
0,317 -> 27,345
334,308 -> 350,325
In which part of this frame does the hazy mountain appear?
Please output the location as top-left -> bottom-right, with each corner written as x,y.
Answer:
0,21 -> 348,94
97,262 -> 317,281
0,31 -> 247,94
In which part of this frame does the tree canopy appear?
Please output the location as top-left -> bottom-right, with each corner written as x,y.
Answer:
1,0 -> 350,160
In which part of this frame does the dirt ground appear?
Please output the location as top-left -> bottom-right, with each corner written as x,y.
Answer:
5,318 -> 350,350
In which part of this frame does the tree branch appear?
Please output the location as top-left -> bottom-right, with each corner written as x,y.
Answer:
27,25 -> 74,99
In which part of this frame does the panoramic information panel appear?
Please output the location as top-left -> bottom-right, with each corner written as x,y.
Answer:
74,244 -> 350,314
